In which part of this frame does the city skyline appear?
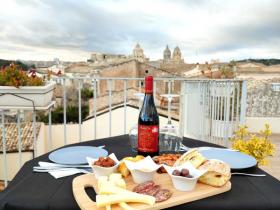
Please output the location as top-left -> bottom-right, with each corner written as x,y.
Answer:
0,0 -> 279,62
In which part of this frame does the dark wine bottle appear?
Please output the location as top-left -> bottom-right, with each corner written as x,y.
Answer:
137,76 -> 159,156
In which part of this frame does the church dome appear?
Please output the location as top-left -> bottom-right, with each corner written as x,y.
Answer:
173,46 -> 181,56
135,43 -> 141,49
133,43 -> 147,62
133,43 -> 144,57
163,45 -> 171,60
172,46 -> 183,63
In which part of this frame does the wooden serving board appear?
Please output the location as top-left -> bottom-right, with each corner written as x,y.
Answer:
73,173 -> 231,210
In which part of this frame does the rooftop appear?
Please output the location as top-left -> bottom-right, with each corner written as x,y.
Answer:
0,122 -> 41,153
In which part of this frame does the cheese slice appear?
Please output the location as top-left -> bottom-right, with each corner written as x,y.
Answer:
109,173 -> 122,181
96,193 -> 155,207
119,202 -> 134,210
99,182 -> 129,195
113,179 -> 126,189
108,173 -> 126,189
97,176 -> 108,190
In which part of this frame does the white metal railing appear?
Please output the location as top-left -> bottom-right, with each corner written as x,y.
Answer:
0,77 -> 246,188
180,80 -> 246,146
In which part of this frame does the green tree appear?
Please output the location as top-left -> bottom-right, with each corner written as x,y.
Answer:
38,105 -> 89,124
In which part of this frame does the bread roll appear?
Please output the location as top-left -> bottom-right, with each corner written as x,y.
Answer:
198,159 -> 231,187
174,149 -> 206,168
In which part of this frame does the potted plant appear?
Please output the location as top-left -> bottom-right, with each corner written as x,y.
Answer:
0,63 -> 55,108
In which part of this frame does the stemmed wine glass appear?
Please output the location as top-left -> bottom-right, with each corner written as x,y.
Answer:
159,94 -> 182,153
128,92 -> 145,152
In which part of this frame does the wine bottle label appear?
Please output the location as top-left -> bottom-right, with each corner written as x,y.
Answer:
138,125 -> 159,153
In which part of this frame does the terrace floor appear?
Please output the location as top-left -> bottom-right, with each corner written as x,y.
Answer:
0,182 -> 4,192
259,134 -> 280,180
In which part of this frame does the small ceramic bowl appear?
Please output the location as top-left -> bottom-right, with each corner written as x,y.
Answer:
130,169 -> 157,184
124,156 -> 161,184
164,162 -> 207,191
87,153 -> 119,178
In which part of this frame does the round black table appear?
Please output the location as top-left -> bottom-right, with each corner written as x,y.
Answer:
1,135 -> 280,210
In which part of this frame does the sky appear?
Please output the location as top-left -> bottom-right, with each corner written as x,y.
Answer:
0,0 -> 279,63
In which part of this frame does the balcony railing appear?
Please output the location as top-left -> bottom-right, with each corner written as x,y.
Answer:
0,77 -> 246,188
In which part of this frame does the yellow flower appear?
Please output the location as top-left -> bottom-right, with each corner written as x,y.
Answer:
231,124 -> 275,165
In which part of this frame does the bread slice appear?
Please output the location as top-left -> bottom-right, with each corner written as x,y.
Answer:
198,159 -> 231,187
118,156 -> 144,177
174,149 -> 206,168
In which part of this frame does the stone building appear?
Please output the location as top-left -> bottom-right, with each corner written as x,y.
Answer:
161,45 -> 184,64
96,59 -> 179,96
64,43 -> 195,97
163,45 -> 171,63
172,46 -> 184,64
89,52 -> 127,64
132,43 -> 148,63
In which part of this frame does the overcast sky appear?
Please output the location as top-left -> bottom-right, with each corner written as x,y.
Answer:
0,0 -> 279,62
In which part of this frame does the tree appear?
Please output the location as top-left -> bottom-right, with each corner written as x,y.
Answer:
37,105 -> 89,124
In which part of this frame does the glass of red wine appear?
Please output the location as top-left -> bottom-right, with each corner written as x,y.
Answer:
159,94 -> 182,153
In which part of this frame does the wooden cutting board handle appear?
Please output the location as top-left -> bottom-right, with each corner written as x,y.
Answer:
72,174 -> 98,210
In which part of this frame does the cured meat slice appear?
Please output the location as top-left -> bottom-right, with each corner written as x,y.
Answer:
132,181 -> 155,193
142,185 -> 160,196
133,181 -> 172,203
155,189 -> 173,202
153,154 -> 181,173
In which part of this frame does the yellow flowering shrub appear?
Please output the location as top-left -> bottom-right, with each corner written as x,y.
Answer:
231,124 -> 275,165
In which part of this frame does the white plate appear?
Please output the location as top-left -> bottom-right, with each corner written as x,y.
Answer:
49,146 -> 108,165
200,149 -> 257,169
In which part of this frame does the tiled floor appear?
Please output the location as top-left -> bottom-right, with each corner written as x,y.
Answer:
0,182 -> 4,192
259,134 -> 280,180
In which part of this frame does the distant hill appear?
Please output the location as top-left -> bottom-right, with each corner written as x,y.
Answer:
0,59 -> 35,71
237,59 -> 280,66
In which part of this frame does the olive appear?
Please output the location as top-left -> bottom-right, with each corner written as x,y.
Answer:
172,169 -> 181,176
181,168 -> 190,177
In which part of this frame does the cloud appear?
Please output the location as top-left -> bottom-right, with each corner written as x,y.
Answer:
0,0 -> 279,62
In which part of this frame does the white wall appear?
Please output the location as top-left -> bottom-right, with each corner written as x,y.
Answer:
246,117 -> 280,134
1,107 -> 177,182
45,106 -> 179,151
0,152 -> 33,181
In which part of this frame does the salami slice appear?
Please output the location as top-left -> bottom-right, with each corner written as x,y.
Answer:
142,185 -> 160,196
133,182 -> 172,202
132,181 -> 155,193
155,189 -> 173,202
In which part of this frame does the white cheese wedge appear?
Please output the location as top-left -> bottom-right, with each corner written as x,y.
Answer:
96,193 -> 155,208
106,205 -> 111,210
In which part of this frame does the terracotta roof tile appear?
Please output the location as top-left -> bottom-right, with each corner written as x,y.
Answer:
0,122 -> 41,153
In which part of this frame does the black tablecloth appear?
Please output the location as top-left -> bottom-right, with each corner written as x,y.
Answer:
1,135 -> 280,210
